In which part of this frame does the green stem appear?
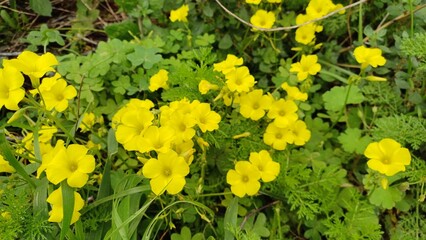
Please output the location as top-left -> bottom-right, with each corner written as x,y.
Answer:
358,2 -> 363,43
319,59 -> 356,77
320,69 -> 348,84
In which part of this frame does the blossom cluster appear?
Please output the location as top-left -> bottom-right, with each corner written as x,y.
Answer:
113,98 -> 221,195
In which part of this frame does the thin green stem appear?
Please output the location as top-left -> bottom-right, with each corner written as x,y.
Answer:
320,69 -> 348,84
319,59 -> 357,77
358,2 -> 363,43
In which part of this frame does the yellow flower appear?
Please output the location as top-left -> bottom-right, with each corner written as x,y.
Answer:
112,99 -> 154,129
0,66 -> 25,111
263,122 -> 294,150
115,108 -> 154,151
3,51 -> 58,87
267,0 -> 282,3
35,74 -> 77,112
225,66 -> 255,93
364,138 -> 411,176
239,89 -> 273,121
306,0 -> 335,18
172,140 -> 195,165
47,187 -> 84,224
140,126 -> 175,153
288,120 -> 311,146
250,10 -> 275,30
249,150 -> 280,182
162,112 -> 196,143
290,54 -> 321,81
281,82 -> 308,101
353,46 -> 386,69
18,125 -> 56,157
198,79 -> 219,94
170,4 -> 189,23
213,54 -> 244,74
192,103 -> 221,132
365,75 -> 387,82
43,141 -> 96,188
79,112 -> 96,132
0,154 -> 15,173
267,99 -> 299,128
226,161 -> 261,197
149,69 -> 169,92
295,24 -> 319,45
246,0 -> 261,4
142,150 -> 190,195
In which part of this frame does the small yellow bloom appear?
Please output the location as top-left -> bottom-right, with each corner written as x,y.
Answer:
249,150 -> 280,182
149,69 -> 169,92
364,138 -> 411,176
267,0 -> 282,3
192,103 -> 221,133
263,122 -> 294,150
3,51 -> 58,87
306,0 -> 335,18
281,82 -> 308,101
290,55 -> 321,81
0,66 -> 25,111
198,79 -> 219,94
79,112 -> 96,132
162,112 -> 196,143
172,140 -> 195,165
35,73 -> 77,112
112,99 -> 154,129
226,161 -> 261,197
246,0 -> 261,4
1,211 -> 11,220
225,66 -> 255,93
170,4 -> 189,23
43,141 -> 96,188
288,120 -> 311,146
267,99 -> 299,128
353,46 -> 386,69
0,154 -> 15,173
142,150 -> 190,195
213,54 -> 244,74
140,126 -> 175,153
250,10 -> 275,30
380,177 -> 389,190
365,75 -> 387,82
239,89 -> 273,121
47,187 -> 84,224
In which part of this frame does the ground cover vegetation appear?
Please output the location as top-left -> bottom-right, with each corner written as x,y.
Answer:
0,0 -> 425,239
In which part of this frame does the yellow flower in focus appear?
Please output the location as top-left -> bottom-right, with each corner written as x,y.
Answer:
149,69 -> 169,92
112,99 -> 154,129
295,24 -> 319,45
281,82 -> 308,101
239,89 -> 273,121
226,161 -> 261,197
115,108 -> 154,151
47,187 -> 84,224
0,66 -> 25,111
0,154 -> 15,173
192,103 -> 221,132
140,126 -> 175,153
198,80 -> 219,94
213,54 -> 243,74
290,54 -> 321,81
3,51 -> 58,87
263,122 -> 294,150
250,10 -> 275,30
170,4 -> 189,23
44,141 -> 96,188
306,0 -> 335,18
34,74 -> 77,112
249,150 -> 280,182
267,99 -> 299,128
353,46 -> 386,69
246,0 -> 261,4
142,150 -> 189,195
288,120 -> 311,146
364,138 -> 411,176
162,112 -> 196,143
225,66 -> 255,93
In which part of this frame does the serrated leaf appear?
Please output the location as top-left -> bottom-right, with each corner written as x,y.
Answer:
369,186 -> 403,209
322,85 -> 365,112
338,128 -> 371,154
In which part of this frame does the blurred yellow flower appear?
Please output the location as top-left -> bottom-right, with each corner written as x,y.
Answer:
225,66 -> 255,93
192,103 -> 221,132
246,0 -> 261,4
213,54 -> 243,74
142,150 -> 189,195
47,187 -> 84,224
149,69 -> 169,92
0,154 -> 15,173
289,120 -> 311,146
140,126 -> 175,153
0,66 -> 25,111
263,122 -> 294,150
364,138 -> 411,176
290,54 -> 321,81
250,10 -> 275,30
249,150 -> 280,182
198,79 -> 219,94
3,51 -> 58,87
226,161 -> 261,197
353,46 -> 386,69
267,99 -> 298,128
170,4 -> 189,23
281,82 -> 308,101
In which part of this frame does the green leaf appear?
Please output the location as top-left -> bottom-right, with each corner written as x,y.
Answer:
322,85 -> 365,112
60,182 -> 75,240
369,186 -> 403,209
29,0 -> 52,16
338,128 -> 371,154
195,33 -> 216,47
126,46 -> 162,69
219,34 -> 233,49
224,197 -> 239,240
250,213 -> 270,237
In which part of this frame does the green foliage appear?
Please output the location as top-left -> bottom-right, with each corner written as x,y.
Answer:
338,128 -> 371,154
29,0 -> 52,16
322,85 -> 365,112
400,33 -> 426,60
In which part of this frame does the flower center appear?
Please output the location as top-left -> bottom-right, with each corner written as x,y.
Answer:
69,163 -> 78,172
242,175 -> 249,183
163,168 -> 172,177
56,94 -> 64,101
257,165 -> 263,171
279,110 -> 286,116
275,133 -> 282,139
252,103 -> 260,109
382,157 -> 391,164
